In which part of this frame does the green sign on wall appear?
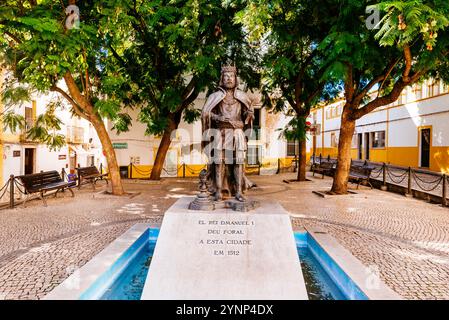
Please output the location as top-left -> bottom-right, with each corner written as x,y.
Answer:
112,142 -> 128,149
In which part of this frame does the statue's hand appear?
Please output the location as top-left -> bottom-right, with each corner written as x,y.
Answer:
212,114 -> 230,123
245,112 -> 254,125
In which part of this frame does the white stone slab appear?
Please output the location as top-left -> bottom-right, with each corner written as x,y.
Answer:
142,197 -> 308,300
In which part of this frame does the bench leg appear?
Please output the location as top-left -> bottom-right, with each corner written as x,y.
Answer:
54,190 -> 59,198
357,180 -> 361,189
22,194 -> 29,208
78,178 -> 82,190
40,191 -> 47,207
368,179 -> 374,189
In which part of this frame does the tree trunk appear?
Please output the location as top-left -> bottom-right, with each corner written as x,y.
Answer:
91,116 -> 125,195
331,107 -> 356,194
150,116 -> 178,180
296,138 -> 307,181
60,71 -> 124,195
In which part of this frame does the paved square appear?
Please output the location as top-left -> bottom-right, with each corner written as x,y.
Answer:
0,173 -> 448,300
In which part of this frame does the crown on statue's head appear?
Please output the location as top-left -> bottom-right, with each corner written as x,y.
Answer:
221,65 -> 237,74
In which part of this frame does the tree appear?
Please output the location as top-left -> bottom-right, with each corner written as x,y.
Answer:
0,79 -> 66,150
0,0 -> 129,194
98,0 -> 260,180
237,0 -> 341,181
319,0 -> 449,194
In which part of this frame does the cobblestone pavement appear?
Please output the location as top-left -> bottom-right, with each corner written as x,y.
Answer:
0,174 -> 448,300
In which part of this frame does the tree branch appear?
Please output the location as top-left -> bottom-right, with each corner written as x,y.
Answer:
50,85 -> 91,121
4,31 -> 22,45
354,58 -> 398,104
402,44 -> 412,82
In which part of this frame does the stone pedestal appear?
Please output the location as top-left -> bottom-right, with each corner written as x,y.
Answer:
142,197 -> 307,300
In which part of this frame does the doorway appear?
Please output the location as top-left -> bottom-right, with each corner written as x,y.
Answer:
420,128 -> 431,168
358,133 -> 363,160
24,148 -> 35,174
69,150 -> 77,174
364,132 -> 370,160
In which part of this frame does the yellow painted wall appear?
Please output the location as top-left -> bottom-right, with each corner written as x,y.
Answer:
431,147 -> 449,173
385,147 -> 419,168
315,147 -> 339,158
369,149 -> 388,163
129,157 -> 303,179
129,165 -> 153,179
182,164 -> 207,177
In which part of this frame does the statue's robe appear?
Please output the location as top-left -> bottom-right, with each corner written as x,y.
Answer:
201,87 -> 256,197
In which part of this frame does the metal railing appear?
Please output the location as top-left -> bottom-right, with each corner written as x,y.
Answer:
311,154 -> 448,206
127,158 -> 299,179
0,165 -> 104,210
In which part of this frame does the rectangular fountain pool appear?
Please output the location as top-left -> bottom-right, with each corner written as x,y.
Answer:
75,228 -> 369,300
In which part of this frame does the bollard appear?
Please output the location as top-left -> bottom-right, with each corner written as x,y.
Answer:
258,162 -> 261,175
381,163 -> 387,191
277,158 -> 281,174
407,167 -> 412,196
100,163 -> 103,174
183,163 -> 186,178
9,175 -> 14,209
442,174 -> 447,207
129,162 -> 133,179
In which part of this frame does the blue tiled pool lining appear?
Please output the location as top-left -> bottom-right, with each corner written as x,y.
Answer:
79,228 -> 159,300
44,223 -> 401,300
80,229 -> 367,300
295,232 -> 368,300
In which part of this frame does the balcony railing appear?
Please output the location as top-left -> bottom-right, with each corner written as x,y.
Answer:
20,117 -> 36,142
67,126 -> 85,144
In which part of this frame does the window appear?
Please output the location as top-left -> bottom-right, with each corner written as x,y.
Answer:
414,85 -> 423,100
286,140 -> 298,157
247,146 -> 261,165
331,132 -> 338,148
428,80 -> 440,97
371,131 -> 386,148
443,83 -> 449,93
24,106 -> 34,130
398,91 -> 407,105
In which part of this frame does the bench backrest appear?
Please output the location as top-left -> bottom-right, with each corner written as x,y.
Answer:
320,161 -> 335,169
350,165 -> 373,177
18,171 -> 63,193
76,166 -> 100,177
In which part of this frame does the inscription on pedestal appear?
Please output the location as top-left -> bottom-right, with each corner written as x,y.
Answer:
142,197 -> 308,300
197,218 -> 255,256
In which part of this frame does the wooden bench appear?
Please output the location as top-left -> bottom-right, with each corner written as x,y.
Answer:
17,170 -> 75,207
349,165 -> 374,189
76,166 -> 108,190
312,160 -> 336,178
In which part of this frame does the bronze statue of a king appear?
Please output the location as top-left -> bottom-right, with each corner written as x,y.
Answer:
201,66 -> 254,202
